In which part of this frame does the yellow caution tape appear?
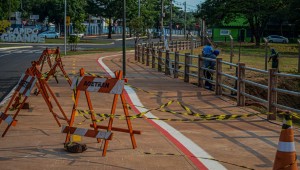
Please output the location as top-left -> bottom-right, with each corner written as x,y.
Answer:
84,72 -> 105,78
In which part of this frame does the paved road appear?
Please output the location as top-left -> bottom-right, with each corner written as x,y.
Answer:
0,46 -> 44,102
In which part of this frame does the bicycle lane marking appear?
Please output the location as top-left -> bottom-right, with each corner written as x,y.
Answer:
97,54 -> 227,170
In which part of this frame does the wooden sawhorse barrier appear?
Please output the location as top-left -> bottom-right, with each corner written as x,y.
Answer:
35,47 -> 71,86
62,68 -> 140,156
0,62 -> 70,137
36,48 -> 57,73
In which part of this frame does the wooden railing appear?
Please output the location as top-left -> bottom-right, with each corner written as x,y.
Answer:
135,42 -> 300,120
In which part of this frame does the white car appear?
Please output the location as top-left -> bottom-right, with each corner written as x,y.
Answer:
70,33 -> 84,38
266,35 -> 289,43
38,31 -> 60,39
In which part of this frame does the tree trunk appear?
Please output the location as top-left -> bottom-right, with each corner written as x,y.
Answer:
108,17 -> 112,39
129,28 -> 132,37
247,17 -> 255,43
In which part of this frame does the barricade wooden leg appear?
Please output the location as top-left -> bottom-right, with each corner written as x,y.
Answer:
45,64 -> 58,82
40,55 -> 46,72
120,93 -> 137,149
58,63 -> 72,86
65,90 -> 81,143
2,96 -> 28,137
85,91 -> 101,143
0,91 -> 19,125
46,54 -> 52,68
44,81 -> 69,123
102,94 -> 119,156
38,80 -> 61,127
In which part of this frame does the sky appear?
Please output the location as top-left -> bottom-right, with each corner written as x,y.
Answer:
174,0 -> 204,12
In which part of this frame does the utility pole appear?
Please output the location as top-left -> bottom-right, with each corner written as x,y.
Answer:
160,0 -> 164,42
184,1 -> 186,39
9,0 -> 11,21
170,0 -> 172,41
123,0 -> 126,77
64,0 -> 67,55
138,0 -> 140,17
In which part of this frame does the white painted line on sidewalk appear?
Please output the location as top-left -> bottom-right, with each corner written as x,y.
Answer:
97,54 -> 227,170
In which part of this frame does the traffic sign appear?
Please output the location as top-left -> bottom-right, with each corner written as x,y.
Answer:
66,16 -> 70,26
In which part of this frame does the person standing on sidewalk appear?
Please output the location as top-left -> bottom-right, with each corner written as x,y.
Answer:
203,49 -> 219,90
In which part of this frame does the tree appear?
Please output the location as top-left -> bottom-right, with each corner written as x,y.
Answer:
0,20 -> 11,33
196,0 -> 289,46
89,0 -> 123,39
0,0 -> 19,20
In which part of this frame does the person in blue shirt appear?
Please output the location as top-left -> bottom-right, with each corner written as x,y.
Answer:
203,49 -> 219,90
202,44 -> 214,56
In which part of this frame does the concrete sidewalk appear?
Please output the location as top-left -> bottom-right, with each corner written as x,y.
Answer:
0,52 -> 299,170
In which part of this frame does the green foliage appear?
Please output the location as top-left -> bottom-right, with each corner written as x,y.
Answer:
0,20 -> 11,33
197,0 -> 294,46
68,35 -> 80,51
0,0 -> 19,20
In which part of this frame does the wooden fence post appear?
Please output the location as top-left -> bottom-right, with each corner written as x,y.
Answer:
174,52 -> 179,78
197,55 -> 203,87
152,48 -> 156,68
215,58 -> 222,95
146,48 -> 150,66
158,50 -> 162,72
237,63 -> 245,106
165,50 -> 170,75
298,40 -> 300,73
184,53 -> 190,82
267,68 -> 277,120
142,44 -> 145,64
229,35 -> 233,69
190,39 -> 194,55
137,45 -> 141,62
264,38 -> 269,71
135,44 -> 138,61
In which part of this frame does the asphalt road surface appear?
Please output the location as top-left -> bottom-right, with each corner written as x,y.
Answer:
0,46 -> 44,102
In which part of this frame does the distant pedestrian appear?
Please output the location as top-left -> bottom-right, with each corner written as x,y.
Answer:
202,44 -> 213,57
268,48 -> 279,71
203,49 -> 219,90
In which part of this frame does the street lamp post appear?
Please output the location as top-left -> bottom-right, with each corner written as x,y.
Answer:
138,0 -> 140,17
170,0 -> 172,41
123,0 -> 126,77
64,0 -> 67,55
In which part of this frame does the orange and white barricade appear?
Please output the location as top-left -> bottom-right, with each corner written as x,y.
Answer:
63,68 -> 140,156
42,47 -> 72,86
0,62 -> 69,137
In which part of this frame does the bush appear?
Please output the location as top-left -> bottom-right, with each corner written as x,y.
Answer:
68,35 -> 80,51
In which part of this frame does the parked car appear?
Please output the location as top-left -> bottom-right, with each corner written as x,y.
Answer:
70,33 -> 84,38
39,31 -> 60,39
266,35 -> 289,43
